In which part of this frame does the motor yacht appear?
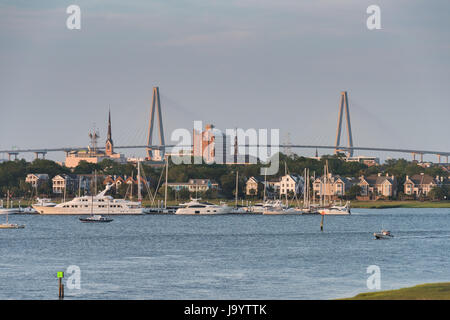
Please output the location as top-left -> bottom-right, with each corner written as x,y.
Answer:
319,201 -> 351,215
32,184 -> 144,215
175,198 -> 231,215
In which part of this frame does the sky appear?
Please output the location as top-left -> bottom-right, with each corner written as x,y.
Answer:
0,0 -> 449,162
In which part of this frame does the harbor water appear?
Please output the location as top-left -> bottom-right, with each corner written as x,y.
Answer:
0,208 -> 449,299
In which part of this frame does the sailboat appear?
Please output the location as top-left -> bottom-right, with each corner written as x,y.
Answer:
231,170 -> 246,214
0,191 -> 21,215
262,163 -> 302,215
301,168 -> 318,214
318,161 -> 351,215
79,171 -> 114,222
0,193 -> 25,229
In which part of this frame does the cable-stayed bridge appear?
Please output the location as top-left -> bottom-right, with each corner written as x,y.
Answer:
1,90 -> 449,164
1,144 -> 449,163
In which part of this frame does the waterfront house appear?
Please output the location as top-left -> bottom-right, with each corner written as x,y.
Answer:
404,173 -> 443,197
245,176 -> 264,196
358,173 -> 397,199
166,179 -> 219,193
279,174 -> 304,196
313,174 -> 353,198
25,173 -> 49,188
52,174 -> 78,194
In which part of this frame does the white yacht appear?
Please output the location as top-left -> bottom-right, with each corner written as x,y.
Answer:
262,200 -> 300,215
0,198 -> 20,215
32,184 -> 144,215
319,201 -> 351,215
34,198 -> 57,207
175,199 -> 231,215
0,207 -> 20,215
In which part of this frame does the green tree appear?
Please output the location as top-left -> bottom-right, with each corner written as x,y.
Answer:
346,185 -> 362,200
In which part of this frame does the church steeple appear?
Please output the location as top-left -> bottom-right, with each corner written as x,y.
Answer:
105,109 -> 114,156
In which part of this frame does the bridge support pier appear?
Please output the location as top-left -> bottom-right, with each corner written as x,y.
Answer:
7,152 -> 19,161
437,154 -> 441,164
34,151 -> 47,160
412,153 -> 416,161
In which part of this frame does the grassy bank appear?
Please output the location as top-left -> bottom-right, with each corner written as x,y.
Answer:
342,282 -> 450,300
351,200 -> 450,209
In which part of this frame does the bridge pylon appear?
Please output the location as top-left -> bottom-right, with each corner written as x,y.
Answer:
334,91 -> 354,157
146,86 -> 165,161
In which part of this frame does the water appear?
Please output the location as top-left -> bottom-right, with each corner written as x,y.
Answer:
0,208 -> 449,300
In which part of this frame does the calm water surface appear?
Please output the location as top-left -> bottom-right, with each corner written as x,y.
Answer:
0,208 -> 449,299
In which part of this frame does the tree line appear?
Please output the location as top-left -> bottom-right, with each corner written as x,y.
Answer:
0,153 -> 448,201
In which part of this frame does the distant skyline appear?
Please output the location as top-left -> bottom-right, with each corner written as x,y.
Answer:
1,0 -> 449,163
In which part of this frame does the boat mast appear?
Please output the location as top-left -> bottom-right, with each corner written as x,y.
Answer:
312,171 -> 316,206
130,171 -> 134,200
235,170 -> 239,208
285,161 -> 288,208
94,170 -> 97,195
63,180 -> 66,203
6,190 -> 9,224
263,168 -> 267,203
78,176 -> 81,197
137,161 -> 142,202
164,155 -> 168,209
303,168 -> 308,209
91,171 -> 94,216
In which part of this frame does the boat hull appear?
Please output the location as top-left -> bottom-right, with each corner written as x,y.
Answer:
0,223 -> 25,229
263,208 -> 302,215
175,207 -> 231,215
79,218 -> 113,223
319,211 -> 351,215
32,205 -> 144,215
0,209 -> 20,215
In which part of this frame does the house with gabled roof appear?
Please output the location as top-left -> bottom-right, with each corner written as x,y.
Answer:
313,173 -> 353,198
25,173 -> 49,188
245,176 -> 264,196
404,173 -> 443,197
358,173 -> 397,199
165,179 -> 219,193
52,174 -> 78,194
279,174 -> 304,196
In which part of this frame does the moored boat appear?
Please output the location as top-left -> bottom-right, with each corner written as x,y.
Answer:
32,184 -> 144,215
175,198 -> 231,215
319,201 -> 351,215
79,215 -> 113,223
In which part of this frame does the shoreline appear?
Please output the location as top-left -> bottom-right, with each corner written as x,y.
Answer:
4,199 -> 450,209
341,282 -> 450,300
350,200 -> 450,209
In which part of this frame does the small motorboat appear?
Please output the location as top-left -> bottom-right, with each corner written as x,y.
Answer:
374,229 -> 394,240
0,223 -> 25,229
79,215 -> 113,223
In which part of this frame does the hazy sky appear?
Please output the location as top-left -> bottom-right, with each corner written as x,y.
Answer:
1,0 -> 449,162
